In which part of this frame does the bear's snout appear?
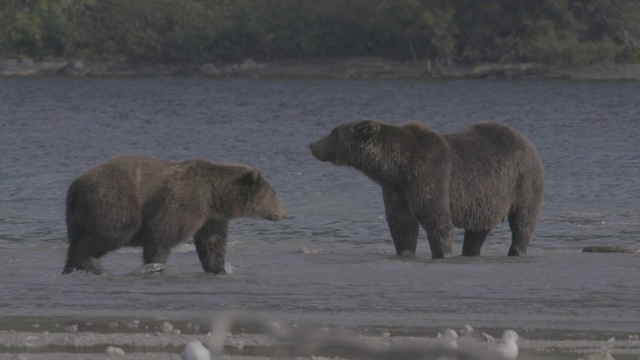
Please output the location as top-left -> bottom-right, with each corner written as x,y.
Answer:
308,141 -> 317,153
309,138 -> 336,163
268,202 -> 287,221
266,212 -> 287,221
261,194 -> 288,221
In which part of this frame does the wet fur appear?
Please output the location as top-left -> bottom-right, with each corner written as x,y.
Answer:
63,155 -> 286,275
310,120 -> 543,258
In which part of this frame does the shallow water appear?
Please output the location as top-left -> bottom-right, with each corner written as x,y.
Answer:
0,78 -> 638,340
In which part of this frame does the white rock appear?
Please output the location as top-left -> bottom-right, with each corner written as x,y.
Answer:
298,246 -> 314,254
583,351 -> 615,360
181,340 -> 212,360
438,328 -> 459,350
160,321 -> 174,333
481,332 -> 496,343
459,324 -> 474,337
434,328 -> 458,360
267,320 -> 282,331
64,324 -> 78,333
106,346 -> 125,356
493,329 -> 519,360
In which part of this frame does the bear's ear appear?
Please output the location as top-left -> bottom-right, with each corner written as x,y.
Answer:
238,169 -> 261,186
353,121 -> 380,139
250,169 -> 261,182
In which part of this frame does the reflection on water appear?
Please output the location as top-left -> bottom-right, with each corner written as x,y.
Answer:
0,78 -> 638,338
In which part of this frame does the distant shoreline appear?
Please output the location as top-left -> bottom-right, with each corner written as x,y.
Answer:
2,57 -> 640,81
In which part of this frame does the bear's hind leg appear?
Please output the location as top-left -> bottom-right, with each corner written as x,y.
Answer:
461,229 -> 490,256
63,235 -> 113,275
194,220 -> 228,274
142,241 -> 173,267
507,204 -> 539,256
63,253 -> 105,275
382,187 -> 419,256
63,212 -> 141,275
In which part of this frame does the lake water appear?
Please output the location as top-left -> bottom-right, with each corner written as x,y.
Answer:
0,78 -> 638,355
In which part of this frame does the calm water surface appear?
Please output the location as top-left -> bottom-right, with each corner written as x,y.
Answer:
0,78 -> 638,337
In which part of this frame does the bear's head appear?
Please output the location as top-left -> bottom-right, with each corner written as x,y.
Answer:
235,169 -> 288,221
309,120 -> 381,167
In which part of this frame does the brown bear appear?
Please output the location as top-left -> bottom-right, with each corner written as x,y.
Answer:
309,120 -> 543,259
62,155 -> 287,275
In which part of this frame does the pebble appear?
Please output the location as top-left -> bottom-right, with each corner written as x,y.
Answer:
181,340 -> 211,360
160,321 -> 174,333
493,330 -> 519,360
267,320 -> 281,331
125,319 -> 140,329
12,354 -> 28,360
64,324 -> 78,333
107,322 -> 119,329
232,338 -> 245,350
298,246 -> 317,254
438,328 -> 458,349
481,332 -> 496,343
582,352 -> 615,360
459,324 -> 474,336
106,345 -> 126,356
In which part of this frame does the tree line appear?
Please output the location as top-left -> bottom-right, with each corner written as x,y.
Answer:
1,0 -> 638,66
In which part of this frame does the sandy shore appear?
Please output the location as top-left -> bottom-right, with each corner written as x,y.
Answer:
1,56 -> 640,81
1,316 -> 639,360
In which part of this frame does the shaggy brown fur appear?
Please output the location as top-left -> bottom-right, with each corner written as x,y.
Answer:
309,120 -> 543,258
63,155 -> 287,275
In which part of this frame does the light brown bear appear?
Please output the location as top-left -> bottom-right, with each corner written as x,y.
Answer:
309,120 -> 543,258
63,155 -> 287,275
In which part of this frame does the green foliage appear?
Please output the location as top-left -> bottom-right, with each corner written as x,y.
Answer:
0,0 -> 637,65
0,0 -> 95,58
83,0 -> 218,63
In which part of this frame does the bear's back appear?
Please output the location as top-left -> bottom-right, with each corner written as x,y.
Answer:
445,122 -> 533,155
75,156 -> 179,202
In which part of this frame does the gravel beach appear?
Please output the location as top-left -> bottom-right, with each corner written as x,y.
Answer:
1,316 -> 639,360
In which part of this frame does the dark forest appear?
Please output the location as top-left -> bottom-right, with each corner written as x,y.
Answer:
1,0 -> 638,66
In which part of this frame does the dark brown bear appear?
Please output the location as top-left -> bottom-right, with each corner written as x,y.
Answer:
63,155 -> 287,275
309,120 -> 543,259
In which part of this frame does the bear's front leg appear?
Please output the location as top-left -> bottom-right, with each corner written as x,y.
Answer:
418,214 -> 453,259
413,197 -> 453,259
382,186 -> 419,256
194,220 -> 228,274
